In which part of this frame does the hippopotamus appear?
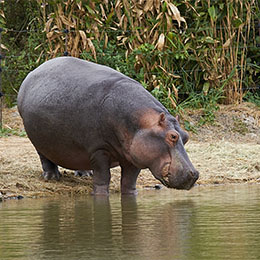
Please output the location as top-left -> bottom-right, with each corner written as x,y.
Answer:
17,57 -> 199,195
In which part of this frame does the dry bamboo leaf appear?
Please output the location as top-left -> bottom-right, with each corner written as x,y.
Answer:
158,65 -> 181,78
100,4 -> 107,19
115,0 -> 122,21
119,14 -> 125,28
156,33 -> 165,51
154,0 -> 160,13
46,31 -> 54,39
60,15 -> 75,28
0,43 -> 9,51
156,12 -> 163,20
152,30 -> 159,45
77,2 -> 82,11
125,49 -> 129,59
34,43 -> 43,51
109,27 -> 118,31
223,32 -> 236,48
0,9 -> 5,18
123,15 -> 128,31
72,33 -> 80,56
53,43 -> 61,57
166,13 -> 172,31
103,0 -> 109,7
168,87 -> 177,108
172,83 -> 178,100
144,0 -> 154,12
87,38 -> 97,60
128,42 -> 133,51
149,22 -> 159,38
117,35 -> 124,41
184,1 -> 200,17
64,0 -> 72,8
136,8 -> 143,20
168,2 -> 185,27
135,29 -> 143,43
79,30 -> 87,49
57,4 -> 63,17
93,25 -> 100,39
94,18 -> 103,25
104,33 -> 108,48
55,16 -> 63,30
45,18 -> 53,32
36,50 -> 44,63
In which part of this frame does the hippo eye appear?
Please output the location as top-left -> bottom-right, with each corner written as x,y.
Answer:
171,134 -> 178,141
169,132 -> 179,143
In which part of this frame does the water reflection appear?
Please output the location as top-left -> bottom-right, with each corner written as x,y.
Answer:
0,184 -> 260,260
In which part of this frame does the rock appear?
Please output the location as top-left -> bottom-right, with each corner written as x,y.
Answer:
154,184 -> 162,190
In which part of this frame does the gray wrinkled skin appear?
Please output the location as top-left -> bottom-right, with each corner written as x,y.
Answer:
18,57 -> 199,195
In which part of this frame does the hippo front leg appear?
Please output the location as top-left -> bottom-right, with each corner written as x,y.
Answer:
120,162 -> 141,195
91,150 -> 111,195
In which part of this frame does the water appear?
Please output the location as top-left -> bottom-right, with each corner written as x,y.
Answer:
0,184 -> 260,260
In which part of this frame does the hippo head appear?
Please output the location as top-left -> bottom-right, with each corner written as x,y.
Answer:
129,111 -> 199,190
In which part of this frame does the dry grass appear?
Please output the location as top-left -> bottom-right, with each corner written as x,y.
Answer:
187,141 -> 260,184
0,104 -> 259,199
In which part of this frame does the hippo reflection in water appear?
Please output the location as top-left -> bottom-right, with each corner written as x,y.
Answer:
17,57 -> 199,195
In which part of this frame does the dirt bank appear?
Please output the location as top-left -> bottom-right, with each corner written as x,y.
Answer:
0,103 -> 260,199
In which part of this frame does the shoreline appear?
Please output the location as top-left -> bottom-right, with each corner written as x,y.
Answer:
1,136 -> 259,200
1,103 -> 259,200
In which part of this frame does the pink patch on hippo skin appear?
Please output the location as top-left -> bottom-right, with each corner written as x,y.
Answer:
137,109 -> 166,129
161,163 -> 170,177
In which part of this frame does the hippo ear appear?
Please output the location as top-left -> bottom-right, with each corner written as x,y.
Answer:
158,112 -> 166,126
176,115 -> 180,122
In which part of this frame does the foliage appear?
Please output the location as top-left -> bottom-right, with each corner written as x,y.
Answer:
39,0 -> 259,110
0,0 -> 47,106
0,0 -> 259,117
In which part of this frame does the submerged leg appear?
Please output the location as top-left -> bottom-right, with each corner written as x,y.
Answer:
38,152 -> 61,181
120,162 -> 141,195
91,150 -> 111,195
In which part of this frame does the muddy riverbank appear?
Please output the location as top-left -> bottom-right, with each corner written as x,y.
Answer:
0,103 -> 259,199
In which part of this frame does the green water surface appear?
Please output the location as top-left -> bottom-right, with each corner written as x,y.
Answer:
0,184 -> 259,260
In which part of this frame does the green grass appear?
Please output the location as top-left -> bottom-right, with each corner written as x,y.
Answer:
0,127 -> 27,137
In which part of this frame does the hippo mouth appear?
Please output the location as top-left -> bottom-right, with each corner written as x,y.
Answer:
160,175 -> 170,188
158,163 -> 171,188
158,163 -> 198,190
160,173 -> 197,190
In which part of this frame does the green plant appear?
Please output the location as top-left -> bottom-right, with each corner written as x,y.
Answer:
0,127 -> 27,137
243,92 -> 260,107
1,0 -> 259,115
0,0 -> 47,106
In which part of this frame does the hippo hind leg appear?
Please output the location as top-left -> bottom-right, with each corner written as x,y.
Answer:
74,170 -> 93,177
38,152 -> 61,181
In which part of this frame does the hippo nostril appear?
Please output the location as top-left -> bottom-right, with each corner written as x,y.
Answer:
189,170 -> 199,179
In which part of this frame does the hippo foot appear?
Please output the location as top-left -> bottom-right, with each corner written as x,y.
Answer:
42,170 -> 61,181
92,185 -> 109,196
74,170 -> 93,177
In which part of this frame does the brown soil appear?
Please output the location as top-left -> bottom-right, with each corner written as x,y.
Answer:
0,103 -> 259,199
